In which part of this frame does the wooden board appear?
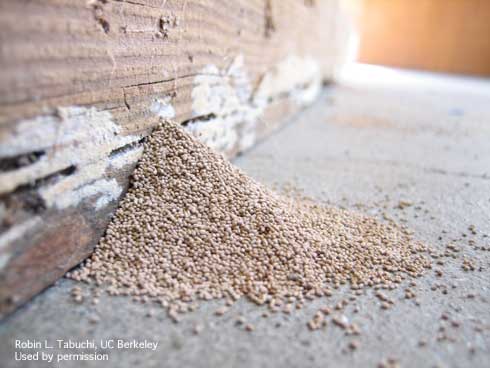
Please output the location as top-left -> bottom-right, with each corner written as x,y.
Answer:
0,0 -> 350,317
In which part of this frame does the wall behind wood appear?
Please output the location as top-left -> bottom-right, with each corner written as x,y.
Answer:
358,0 -> 490,76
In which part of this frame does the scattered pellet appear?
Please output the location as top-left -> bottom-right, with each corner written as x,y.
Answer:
88,315 -> 99,324
73,294 -> 83,304
462,258 -> 476,272
283,304 -> 293,314
346,323 -> 361,336
235,316 -> 246,325
379,357 -> 400,368
214,306 -> 228,316
320,306 -> 332,315
348,340 -> 359,350
307,312 -> 326,331
332,315 -> 349,329
71,286 -> 84,304
397,200 -> 413,210
168,309 -> 180,323
192,323 -> 204,335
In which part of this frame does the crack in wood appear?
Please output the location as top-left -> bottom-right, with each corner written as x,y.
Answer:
0,151 -> 45,173
123,72 -> 221,89
264,0 -> 275,38
109,138 -> 145,158
0,165 -> 77,217
114,0 -> 166,10
181,113 -> 217,126
122,88 -> 131,110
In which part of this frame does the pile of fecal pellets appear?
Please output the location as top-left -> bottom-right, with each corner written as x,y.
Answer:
68,121 -> 431,322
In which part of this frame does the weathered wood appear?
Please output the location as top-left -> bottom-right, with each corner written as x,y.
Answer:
0,0 -> 350,317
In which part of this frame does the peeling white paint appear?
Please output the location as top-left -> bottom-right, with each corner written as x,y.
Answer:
189,55 -> 259,153
0,56 -> 321,210
0,253 -> 11,271
188,55 -> 322,154
0,55 -> 323,271
151,96 -> 176,119
109,145 -> 145,170
54,178 -> 123,210
254,55 -> 322,107
0,106 -> 143,210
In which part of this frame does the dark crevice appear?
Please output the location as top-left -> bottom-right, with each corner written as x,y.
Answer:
56,165 -> 77,177
97,18 -> 111,34
2,164 -> 76,202
264,0 -> 275,38
15,192 -> 46,214
109,138 -> 145,158
0,151 -> 45,173
0,165 -> 77,214
122,89 -> 131,110
322,79 -> 334,88
181,113 -> 217,126
180,82 -> 317,128
157,18 -> 169,39
91,0 -> 110,34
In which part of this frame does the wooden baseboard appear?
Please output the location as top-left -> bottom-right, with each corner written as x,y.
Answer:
0,0 -> 351,317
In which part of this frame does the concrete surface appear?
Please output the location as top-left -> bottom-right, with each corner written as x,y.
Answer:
1,65 -> 489,368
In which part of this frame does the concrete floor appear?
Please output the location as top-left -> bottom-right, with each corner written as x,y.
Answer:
1,65 -> 489,368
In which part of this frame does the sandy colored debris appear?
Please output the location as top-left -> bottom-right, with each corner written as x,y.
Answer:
68,121 -> 431,316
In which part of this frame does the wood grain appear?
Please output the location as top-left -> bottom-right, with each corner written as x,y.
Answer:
0,0 -> 349,317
